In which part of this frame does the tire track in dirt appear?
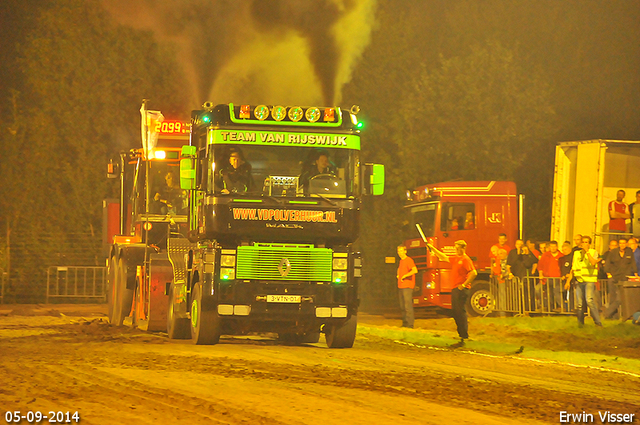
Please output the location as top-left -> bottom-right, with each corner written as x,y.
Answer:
2,318 -> 639,424
0,360 -> 286,425
25,342 -> 635,425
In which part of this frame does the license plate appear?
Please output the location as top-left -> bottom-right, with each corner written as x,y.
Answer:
267,295 -> 301,303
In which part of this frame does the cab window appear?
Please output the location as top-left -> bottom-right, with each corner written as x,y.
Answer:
441,203 -> 475,231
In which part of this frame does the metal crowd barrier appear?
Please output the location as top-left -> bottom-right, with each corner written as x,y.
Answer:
46,266 -> 107,303
490,276 -> 614,316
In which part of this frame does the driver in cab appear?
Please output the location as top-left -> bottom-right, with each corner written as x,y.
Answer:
218,148 -> 254,194
300,149 -> 336,189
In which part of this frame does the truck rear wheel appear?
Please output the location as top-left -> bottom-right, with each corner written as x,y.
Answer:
107,255 -> 117,323
110,257 -> 134,326
167,285 -> 190,339
190,282 -> 221,345
325,314 -> 357,348
467,281 -> 494,317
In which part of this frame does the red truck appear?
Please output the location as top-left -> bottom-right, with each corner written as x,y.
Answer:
404,181 -> 520,315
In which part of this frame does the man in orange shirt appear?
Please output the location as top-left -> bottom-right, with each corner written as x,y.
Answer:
397,245 -> 417,328
427,240 -> 477,345
489,233 -> 510,280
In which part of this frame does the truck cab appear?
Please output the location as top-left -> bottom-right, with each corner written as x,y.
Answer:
404,181 -> 518,315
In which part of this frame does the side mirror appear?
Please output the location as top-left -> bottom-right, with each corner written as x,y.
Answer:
364,163 -> 385,196
107,158 -> 119,179
180,145 -> 197,190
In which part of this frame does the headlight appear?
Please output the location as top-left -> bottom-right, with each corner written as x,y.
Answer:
333,258 -> 348,270
220,268 -> 235,280
332,271 -> 348,283
220,255 -> 236,267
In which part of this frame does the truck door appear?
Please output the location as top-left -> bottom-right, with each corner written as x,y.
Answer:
440,202 -> 478,261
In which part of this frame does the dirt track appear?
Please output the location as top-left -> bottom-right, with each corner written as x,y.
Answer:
0,305 -> 638,425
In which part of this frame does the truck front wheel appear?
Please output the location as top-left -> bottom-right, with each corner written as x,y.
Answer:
167,285 -> 190,339
107,255 -> 117,323
467,281 -> 494,317
190,282 -> 221,345
110,257 -> 134,326
325,314 -> 357,348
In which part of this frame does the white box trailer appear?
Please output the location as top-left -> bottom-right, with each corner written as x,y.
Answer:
551,140 -> 640,253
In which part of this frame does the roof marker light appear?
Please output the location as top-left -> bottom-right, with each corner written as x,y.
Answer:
323,108 -> 335,121
240,105 -> 250,119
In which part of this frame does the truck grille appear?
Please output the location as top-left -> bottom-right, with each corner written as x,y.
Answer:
236,244 -> 332,281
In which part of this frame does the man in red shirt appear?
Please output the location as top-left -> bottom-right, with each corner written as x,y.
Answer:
538,241 -> 563,310
427,240 -> 477,345
609,190 -> 630,241
396,245 -> 417,328
489,233 -> 510,280
489,233 -> 510,313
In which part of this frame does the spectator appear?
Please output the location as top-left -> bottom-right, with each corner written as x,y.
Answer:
572,234 -> 583,254
507,240 -> 538,279
507,240 -> 539,311
599,239 -> 618,280
630,190 -> 640,238
396,245 -> 417,328
526,239 -> 541,261
629,237 -> 640,272
539,242 -> 548,256
559,241 -> 574,311
427,240 -> 477,346
569,236 -> 602,327
597,239 -> 618,314
538,241 -> 563,310
489,233 -> 510,281
604,238 -> 638,319
608,190 -> 630,241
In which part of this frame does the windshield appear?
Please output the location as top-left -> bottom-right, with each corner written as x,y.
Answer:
406,202 -> 437,239
129,160 -> 186,216
206,144 -> 360,198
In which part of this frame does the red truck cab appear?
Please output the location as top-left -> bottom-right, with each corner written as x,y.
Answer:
404,181 -> 518,315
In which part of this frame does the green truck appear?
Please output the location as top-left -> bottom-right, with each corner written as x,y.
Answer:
164,103 -> 384,347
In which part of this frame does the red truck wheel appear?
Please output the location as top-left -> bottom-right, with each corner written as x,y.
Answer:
467,282 -> 494,317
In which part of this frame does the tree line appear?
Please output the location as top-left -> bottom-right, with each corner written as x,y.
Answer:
1,0 -> 640,304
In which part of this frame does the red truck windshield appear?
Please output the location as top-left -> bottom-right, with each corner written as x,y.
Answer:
405,202 -> 437,239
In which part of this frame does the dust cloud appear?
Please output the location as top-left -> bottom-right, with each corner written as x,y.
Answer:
101,0 -> 377,107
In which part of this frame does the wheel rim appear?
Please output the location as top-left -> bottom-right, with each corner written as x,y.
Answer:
191,299 -> 199,328
168,295 -> 175,326
471,290 -> 493,314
